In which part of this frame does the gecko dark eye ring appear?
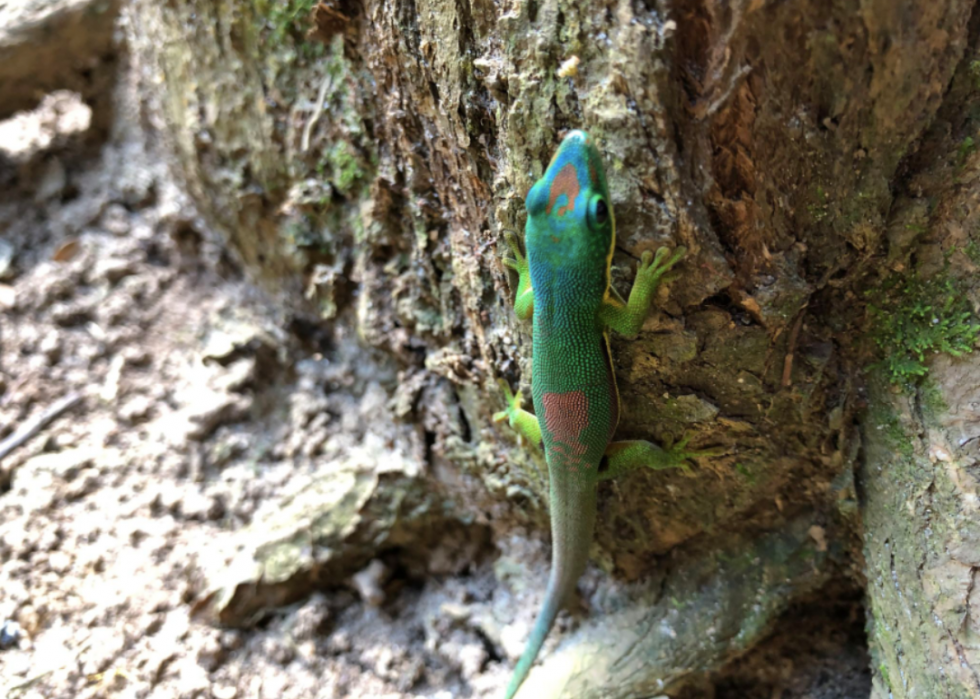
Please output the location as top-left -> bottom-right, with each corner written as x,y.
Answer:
588,196 -> 609,229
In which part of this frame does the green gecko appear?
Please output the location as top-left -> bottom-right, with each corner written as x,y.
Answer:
494,130 -> 709,699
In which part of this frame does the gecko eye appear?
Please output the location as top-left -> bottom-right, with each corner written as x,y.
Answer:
587,196 -> 610,229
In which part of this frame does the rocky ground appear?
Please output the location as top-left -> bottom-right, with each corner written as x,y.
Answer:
0,7 -> 871,699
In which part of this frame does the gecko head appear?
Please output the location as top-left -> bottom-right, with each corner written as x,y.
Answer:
524,130 -> 614,268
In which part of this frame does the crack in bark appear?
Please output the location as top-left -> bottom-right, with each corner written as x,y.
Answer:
964,567 -> 978,635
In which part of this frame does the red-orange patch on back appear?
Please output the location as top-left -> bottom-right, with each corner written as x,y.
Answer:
542,391 -> 589,466
547,163 -> 581,218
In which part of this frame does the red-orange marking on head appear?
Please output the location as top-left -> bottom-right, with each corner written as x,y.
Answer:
547,163 -> 581,218
542,391 -> 589,464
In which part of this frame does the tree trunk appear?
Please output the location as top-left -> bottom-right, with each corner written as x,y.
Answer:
126,0 -> 980,694
860,37 -> 980,695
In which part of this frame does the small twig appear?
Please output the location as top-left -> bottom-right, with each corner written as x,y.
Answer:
301,73 -> 335,153
781,312 -> 807,388
5,669 -> 55,696
0,392 -> 83,462
699,64 -> 753,120
3,639 -> 91,696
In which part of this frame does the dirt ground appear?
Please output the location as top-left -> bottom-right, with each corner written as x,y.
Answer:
0,29 -> 870,699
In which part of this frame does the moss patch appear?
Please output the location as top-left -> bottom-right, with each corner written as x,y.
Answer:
257,0 -> 320,49
868,271 -> 979,384
317,142 -> 367,195
867,396 -> 914,460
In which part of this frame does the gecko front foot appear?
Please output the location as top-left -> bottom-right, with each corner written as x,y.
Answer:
635,245 -> 686,291
501,231 -> 529,276
500,232 -> 534,320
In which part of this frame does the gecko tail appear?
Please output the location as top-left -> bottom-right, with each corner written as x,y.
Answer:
503,572 -> 566,699
503,467 -> 597,699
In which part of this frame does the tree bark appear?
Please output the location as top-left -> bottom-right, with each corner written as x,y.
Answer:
126,0 -> 980,694
860,33 -> 980,695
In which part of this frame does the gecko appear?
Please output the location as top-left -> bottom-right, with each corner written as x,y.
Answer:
494,130 -> 710,699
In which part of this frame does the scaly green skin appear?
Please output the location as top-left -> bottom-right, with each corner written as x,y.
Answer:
494,130 -> 709,699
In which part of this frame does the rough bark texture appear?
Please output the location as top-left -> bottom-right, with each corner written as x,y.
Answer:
861,26 -> 980,696
121,0 -> 980,694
